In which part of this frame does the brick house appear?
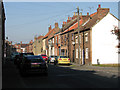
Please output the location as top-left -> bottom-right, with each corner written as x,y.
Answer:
42,25 -> 53,56
32,35 -> 44,55
14,41 -> 29,53
60,13 -> 90,62
25,40 -> 33,53
47,23 -> 60,56
73,4 -> 120,65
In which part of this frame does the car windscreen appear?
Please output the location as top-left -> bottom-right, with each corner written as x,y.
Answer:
60,56 -> 68,58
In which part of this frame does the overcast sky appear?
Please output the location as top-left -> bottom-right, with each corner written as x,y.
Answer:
4,2 -> 119,44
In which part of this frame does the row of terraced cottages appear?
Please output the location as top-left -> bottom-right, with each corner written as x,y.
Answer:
33,4 -> 120,65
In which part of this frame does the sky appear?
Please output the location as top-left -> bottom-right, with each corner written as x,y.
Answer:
4,1 -> 119,44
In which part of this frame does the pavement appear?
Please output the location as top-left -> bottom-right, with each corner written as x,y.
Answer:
69,62 -> 120,77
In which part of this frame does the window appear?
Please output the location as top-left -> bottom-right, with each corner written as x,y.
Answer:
76,49 -> 78,58
53,38 -> 54,43
80,48 -> 81,59
85,33 -> 88,42
58,35 -> 60,44
75,36 -> 78,43
86,48 -> 89,59
65,35 -> 66,42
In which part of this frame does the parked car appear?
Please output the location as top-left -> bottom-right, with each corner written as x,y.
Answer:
41,54 -> 48,62
56,56 -> 70,65
11,52 -> 19,61
19,55 -> 48,76
16,53 -> 34,68
14,54 -> 20,65
48,55 -> 57,63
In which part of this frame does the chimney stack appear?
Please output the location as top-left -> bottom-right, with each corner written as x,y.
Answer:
55,22 -> 58,28
97,4 -> 109,18
87,12 -> 89,16
80,12 -> 82,16
30,40 -> 33,44
20,41 -> 22,44
49,25 -> 52,32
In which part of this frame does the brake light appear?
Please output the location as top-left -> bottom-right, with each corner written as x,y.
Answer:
68,59 -> 70,61
59,58 -> 62,60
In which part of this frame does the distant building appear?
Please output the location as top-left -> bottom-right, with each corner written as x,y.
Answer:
14,41 -> 29,53
32,35 -> 44,55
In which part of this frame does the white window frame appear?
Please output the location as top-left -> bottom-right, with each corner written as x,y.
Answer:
53,38 -> 54,43
80,48 -> 81,59
85,33 -> 88,42
58,35 -> 60,44
76,48 -> 78,58
75,36 -> 78,44
86,48 -> 89,59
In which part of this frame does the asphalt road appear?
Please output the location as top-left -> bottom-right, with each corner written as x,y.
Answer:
2,60 -> 119,88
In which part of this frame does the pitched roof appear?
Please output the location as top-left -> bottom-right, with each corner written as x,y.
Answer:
43,28 -> 54,39
21,44 -> 29,48
37,36 -> 44,39
61,15 -> 91,35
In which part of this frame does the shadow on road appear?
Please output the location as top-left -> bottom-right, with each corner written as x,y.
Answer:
2,60 -> 120,88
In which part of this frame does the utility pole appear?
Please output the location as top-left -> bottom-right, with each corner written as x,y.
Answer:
77,7 -> 81,65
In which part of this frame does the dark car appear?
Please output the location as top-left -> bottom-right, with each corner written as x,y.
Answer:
16,53 -> 34,68
14,54 -> 20,65
19,55 -> 48,76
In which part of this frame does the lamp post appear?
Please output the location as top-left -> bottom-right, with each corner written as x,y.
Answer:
77,7 -> 81,65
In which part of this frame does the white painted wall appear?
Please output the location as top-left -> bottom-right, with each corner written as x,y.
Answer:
21,48 -> 26,53
92,13 -> 119,64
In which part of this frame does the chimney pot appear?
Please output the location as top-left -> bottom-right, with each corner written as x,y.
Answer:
74,12 -> 76,15
80,12 -> 82,16
49,25 -> 52,32
98,4 -> 101,8
87,12 -> 89,16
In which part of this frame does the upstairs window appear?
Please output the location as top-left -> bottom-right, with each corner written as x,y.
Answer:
58,35 -> 60,44
85,33 -> 88,42
75,36 -> 78,44
53,38 -> 54,43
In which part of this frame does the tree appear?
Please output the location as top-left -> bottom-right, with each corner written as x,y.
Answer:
111,25 -> 120,53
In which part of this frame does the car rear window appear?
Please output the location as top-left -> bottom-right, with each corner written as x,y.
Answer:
41,55 -> 47,56
27,56 -> 45,62
51,56 -> 57,58
60,56 -> 68,58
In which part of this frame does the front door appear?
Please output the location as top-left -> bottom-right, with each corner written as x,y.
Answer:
82,49 -> 85,65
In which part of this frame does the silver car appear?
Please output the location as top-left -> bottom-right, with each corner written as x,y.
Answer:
48,55 -> 57,63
